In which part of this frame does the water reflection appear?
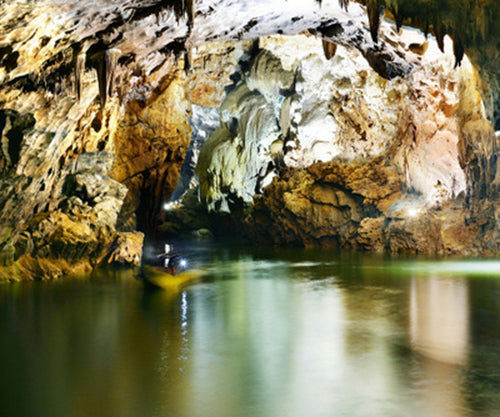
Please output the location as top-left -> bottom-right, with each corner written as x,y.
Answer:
410,276 -> 469,365
0,273 -> 170,417
1,251 -> 500,417
185,263 -> 297,417
409,276 -> 470,417
139,288 -> 192,417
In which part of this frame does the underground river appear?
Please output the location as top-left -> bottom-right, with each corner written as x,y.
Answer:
1,243 -> 500,417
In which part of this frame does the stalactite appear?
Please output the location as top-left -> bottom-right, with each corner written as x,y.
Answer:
172,0 -> 195,27
173,0 -> 183,22
453,35 -> 464,68
386,3 -> 402,32
95,48 -> 121,108
394,10 -> 404,32
317,0 -> 350,9
74,51 -> 86,101
423,18 -> 430,38
105,48 -> 121,98
96,52 -> 107,107
184,0 -> 195,74
434,21 -> 445,53
186,0 -> 195,29
339,0 -> 349,11
322,39 -> 337,60
366,0 -> 382,43
184,49 -> 191,72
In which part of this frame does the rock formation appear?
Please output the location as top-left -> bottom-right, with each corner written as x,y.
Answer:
0,0 -> 499,280
193,33 -> 498,255
111,67 -> 191,235
0,151 -> 145,281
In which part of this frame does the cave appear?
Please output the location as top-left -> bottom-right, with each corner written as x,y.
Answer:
0,0 -> 498,275
1,1 -> 500,416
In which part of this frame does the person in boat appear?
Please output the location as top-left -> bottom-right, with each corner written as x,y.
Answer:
166,255 -> 180,275
158,244 -> 187,276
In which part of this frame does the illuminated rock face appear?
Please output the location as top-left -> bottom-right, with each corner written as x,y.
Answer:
193,32 -> 497,253
111,70 -> 191,234
197,33 -> 472,211
0,0 -> 499,277
196,48 -> 291,212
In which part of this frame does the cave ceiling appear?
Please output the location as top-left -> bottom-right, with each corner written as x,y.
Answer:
0,0 -> 499,123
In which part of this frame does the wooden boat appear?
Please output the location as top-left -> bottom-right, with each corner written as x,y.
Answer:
141,265 -> 206,290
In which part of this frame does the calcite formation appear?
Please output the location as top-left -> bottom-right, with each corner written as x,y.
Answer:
194,33 -> 498,254
195,33 -> 459,207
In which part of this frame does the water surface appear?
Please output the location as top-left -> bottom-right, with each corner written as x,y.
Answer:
1,245 -> 500,417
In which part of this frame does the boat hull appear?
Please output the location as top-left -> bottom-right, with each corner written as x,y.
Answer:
142,266 -> 206,290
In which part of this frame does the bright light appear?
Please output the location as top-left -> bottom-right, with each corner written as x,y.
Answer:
406,207 -> 420,218
180,259 -> 187,268
163,201 -> 179,211
396,260 -> 500,277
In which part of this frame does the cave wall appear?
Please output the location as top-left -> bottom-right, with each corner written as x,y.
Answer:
0,0 -> 499,279
196,32 -> 468,210
0,51 -> 201,278
193,32 -> 499,254
0,57 -> 189,279
0,29 -> 247,279
111,67 -> 191,235
0,80 -> 146,278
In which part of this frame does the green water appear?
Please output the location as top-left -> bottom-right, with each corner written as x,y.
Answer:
1,244 -> 500,417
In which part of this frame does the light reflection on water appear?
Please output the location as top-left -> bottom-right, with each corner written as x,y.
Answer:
0,247 -> 500,417
390,260 -> 500,276
410,277 -> 469,366
409,277 -> 470,417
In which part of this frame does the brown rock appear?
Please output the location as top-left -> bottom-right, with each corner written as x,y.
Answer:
356,217 -> 386,252
0,227 -> 16,267
111,70 -> 191,234
307,158 -> 402,212
187,42 -> 249,108
385,214 -> 444,255
105,232 -> 144,267
247,159 -> 396,248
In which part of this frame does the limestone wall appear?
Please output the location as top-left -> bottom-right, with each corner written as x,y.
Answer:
193,33 -> 498,254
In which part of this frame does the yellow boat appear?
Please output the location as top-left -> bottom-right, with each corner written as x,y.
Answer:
142,266 -> 206,291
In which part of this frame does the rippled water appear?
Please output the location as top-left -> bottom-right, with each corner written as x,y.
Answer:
1,243 -> 500,417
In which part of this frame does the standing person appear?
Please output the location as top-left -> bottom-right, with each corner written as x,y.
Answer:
162,244 -> 184,275
166,255 -> 180,275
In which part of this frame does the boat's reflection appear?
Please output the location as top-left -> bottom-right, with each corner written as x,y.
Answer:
140,287 -> 194,416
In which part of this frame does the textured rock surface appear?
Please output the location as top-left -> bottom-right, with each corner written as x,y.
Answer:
111,68 -> 191,234
195,32 -> 498,254
246,161 -> 491,255
187,41 -> 250,108
104,232 -> 144,266
196,79 -> 282,212
0,151 -> 145,281
246,158 -> 401,247
0,0 -> 499,277
196,33 -> 469,211
0,227 -> 16,267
